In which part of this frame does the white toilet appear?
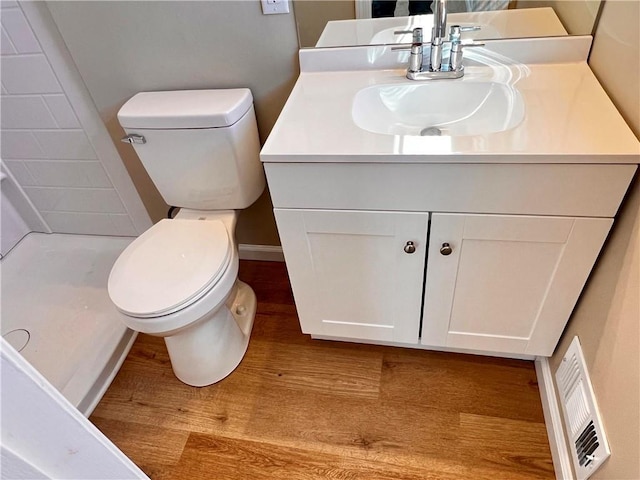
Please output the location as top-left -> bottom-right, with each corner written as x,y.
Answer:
107,89 -> 265,387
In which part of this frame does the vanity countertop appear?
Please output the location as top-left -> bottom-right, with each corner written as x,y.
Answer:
260,62 -> 639,164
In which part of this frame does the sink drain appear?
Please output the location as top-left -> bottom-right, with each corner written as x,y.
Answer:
420,126 -> 442,136
2,329 -> 30,352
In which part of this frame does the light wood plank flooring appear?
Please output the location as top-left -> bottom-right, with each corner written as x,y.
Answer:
91,260 -> 554,479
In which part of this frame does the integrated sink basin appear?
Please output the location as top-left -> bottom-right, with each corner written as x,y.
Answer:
352,81 -> 525,137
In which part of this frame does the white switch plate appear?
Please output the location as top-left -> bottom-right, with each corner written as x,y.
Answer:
261,0 -> 289,15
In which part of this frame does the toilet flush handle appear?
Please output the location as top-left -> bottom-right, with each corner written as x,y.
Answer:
121,134 -> 146,145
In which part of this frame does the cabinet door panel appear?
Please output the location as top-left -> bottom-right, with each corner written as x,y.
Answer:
422,214 -> 612,356
274,209 -> 429,344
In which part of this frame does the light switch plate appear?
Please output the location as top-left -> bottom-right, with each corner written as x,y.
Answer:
261,0 -> 289,15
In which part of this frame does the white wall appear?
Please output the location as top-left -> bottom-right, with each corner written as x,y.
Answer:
0,1 -> 151,236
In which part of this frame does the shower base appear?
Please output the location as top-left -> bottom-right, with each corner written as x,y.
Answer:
1,232 -> 137,416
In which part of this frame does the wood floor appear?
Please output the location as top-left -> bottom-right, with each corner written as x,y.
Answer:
91,260 -> 555,480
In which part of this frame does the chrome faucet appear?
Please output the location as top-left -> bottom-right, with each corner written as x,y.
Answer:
430,0 -> 448,71
393,0 -> 484,80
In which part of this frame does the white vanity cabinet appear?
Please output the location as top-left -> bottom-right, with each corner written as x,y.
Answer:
265,162 -> 636,358
260,57 -> 639,358
422,213 -> 611,356
274,209 -> 428,344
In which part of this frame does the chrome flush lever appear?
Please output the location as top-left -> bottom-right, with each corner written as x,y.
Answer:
121,134 -> 146,145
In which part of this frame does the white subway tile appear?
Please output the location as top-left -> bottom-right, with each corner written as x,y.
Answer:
42,211 -> 130,236
1,95 -> 58,129
4,160 -> 36,186
0,130 -> 46,158
23,186 -> 126,214
1,8 -> 40,54
0,54 -> 61,94
1,25 -> 16,54
24,160 -> 113,188
109,214 -> 138,236
42,94 -> 80,128
33,130 -> 97,159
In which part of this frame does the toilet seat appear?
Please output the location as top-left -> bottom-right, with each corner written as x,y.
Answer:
108,219 -> 231,318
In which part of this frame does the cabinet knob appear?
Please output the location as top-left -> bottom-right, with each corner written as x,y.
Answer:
404,241 -> 416,254
440,243 -> 453,256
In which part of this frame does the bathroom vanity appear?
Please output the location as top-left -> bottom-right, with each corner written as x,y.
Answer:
261,40 -> 639,359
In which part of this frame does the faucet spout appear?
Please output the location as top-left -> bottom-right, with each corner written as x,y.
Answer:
430,0 -> 447,71
432,0 -> 447,41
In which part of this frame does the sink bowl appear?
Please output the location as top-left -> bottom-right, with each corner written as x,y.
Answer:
352,81 -> 525,137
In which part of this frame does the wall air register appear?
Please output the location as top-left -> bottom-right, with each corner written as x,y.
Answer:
555,336 -> 611,479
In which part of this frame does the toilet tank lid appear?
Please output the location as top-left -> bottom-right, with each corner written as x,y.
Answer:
118,89 -> 253,129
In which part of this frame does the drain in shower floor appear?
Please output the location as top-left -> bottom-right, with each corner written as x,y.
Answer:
2,329 -> 30,352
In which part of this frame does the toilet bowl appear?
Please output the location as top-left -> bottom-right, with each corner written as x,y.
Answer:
108,210 -> 257,386
108,89 -> 265,386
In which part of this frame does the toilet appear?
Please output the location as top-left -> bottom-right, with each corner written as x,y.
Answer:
107,89 -> 265,387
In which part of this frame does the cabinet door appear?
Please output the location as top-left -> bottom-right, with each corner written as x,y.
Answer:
422,214 -> 612,356
274,209 -> 429,344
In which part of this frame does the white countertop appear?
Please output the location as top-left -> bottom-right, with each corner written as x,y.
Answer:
261,61 -> 639,164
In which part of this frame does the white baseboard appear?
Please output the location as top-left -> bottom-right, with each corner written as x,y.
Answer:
535,357 -> 574,480
238,244 -> 284,262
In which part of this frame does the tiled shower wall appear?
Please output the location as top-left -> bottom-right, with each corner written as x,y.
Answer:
0,1 -> 142,236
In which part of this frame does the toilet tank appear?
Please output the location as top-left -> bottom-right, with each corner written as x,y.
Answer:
118,89 -> 265,210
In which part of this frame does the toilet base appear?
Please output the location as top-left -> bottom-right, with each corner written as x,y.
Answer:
164,280 -> 257,387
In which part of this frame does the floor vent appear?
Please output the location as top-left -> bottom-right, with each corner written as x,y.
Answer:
555,336 -> 610,480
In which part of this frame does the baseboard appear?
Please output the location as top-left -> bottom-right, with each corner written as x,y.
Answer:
238,244 -> 284,262
535,357 -> 574,480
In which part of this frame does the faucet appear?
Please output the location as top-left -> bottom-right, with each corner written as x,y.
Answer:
393,0 -> 484,80
430,0 -> 448,71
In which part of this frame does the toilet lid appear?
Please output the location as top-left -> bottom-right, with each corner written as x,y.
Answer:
108,219 -> 231,318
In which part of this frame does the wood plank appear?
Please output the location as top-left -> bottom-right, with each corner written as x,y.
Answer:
90,417 -> 189,471
155,433 -> 466,480
237,338 -> 383,399
239,387 -> 462,465
155,432 -> 553,480
380,349 -> 546,423
459,413 -> 555,478
91,334 -> 234,435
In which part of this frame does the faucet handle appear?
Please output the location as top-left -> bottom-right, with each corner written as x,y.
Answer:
449,25 -> 481,42
392,43 -> 424,74
449,36 -> 485,71
394,27 -> 423,44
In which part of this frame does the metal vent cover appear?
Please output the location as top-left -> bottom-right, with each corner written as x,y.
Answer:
556,337 -> 610,480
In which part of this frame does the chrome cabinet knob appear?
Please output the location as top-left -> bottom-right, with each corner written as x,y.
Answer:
440,243 -> 453,256
404,241 -> 416,254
